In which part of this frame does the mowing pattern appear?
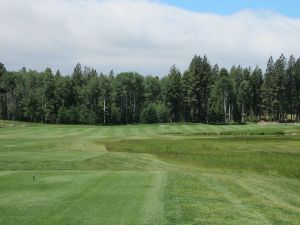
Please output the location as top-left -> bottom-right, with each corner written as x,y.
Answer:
0,122 -> 299,224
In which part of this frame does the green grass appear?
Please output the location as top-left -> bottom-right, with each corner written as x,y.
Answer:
105,136 -> 300,178
0,121 -> 299,224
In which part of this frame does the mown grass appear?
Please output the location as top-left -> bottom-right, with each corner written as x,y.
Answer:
0,170 -> 166,225
0,120 -> 299,224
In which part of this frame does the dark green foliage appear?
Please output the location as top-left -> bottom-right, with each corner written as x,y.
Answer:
208,68 -> 235,123
0,63 -> 6,94
141,103 -> 170,123
295,59 -> 300,120
141,103 -> 158,123
114,72 -> 144,124
144,76 -> 161,103
237,80 -> 251,123
43,68 -> 56,123
155,103 -> 170,122
184,55 -> 213,122
0,54 -> 300,124
250,67 -> 263,119
165,66 -> 183,122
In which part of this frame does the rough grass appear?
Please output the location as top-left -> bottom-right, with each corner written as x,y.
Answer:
105,136 -> 300,178
0,120 -> 299,224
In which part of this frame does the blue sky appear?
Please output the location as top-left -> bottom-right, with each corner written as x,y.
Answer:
159,0 -> 300,18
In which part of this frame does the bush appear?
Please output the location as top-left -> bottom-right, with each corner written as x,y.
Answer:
78,106 -> 97,124
58,106 -> 79,124
141,103 -> 170,123
156,103 -> 170,122
141,103 -> 158,123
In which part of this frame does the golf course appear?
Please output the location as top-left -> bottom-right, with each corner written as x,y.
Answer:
0,121 -> 299,225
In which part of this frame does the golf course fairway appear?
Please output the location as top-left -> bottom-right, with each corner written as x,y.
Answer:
0,121 -> 299,225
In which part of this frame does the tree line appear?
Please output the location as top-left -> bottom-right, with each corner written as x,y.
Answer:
0,54 -> 300,125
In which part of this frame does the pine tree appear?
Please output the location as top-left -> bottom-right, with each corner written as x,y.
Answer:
294,58 -> 300,120
188,55 -> 212,122
43,68 -> 56,123
273,54 -> 286,121
166,65 -> 182,122
209,68 -> 234,123
237,80 -> 251,123
0,63 -> 7,119
250,66 -> 263,120
285,56 -> 296,120
262,56 -> 275,120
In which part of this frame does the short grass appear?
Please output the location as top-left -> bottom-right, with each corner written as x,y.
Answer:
0,121 -> 299,224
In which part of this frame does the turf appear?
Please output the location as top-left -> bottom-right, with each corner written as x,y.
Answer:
0,121 -> 299,224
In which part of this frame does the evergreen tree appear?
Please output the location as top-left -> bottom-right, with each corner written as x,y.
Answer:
1,55 -> 300,125
250,66 -> 263,120
182,70 -> 194,121
237,80 -> 251,123
262,56 -> 275,120
285,56 -> 296,120
43,68 -> 56,123
140,103 -> 158,123
273,54 -> 286,121
166,65 -> 182,122
0,63 -> 7,119
209,68 -> 234,123
188,55 -> 212,122
294,58 -> 300,120
114,72 -> 144,124
144,76 -> 161,104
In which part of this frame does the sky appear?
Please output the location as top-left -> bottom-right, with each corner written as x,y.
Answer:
0,0 -> 300,76
160,0 -> 300,18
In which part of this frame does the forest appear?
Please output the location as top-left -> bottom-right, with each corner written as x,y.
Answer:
0,54 -> 300,125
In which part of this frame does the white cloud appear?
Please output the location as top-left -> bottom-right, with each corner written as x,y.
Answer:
0,0 -> 300,75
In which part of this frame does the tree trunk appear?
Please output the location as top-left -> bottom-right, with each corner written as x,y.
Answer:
6,93 -> 9,120
125,94 -> 128,124
103,98 -> 106,125
223,92 -> 227,124
133,93 -> 136,124
242,104 -> 245,124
